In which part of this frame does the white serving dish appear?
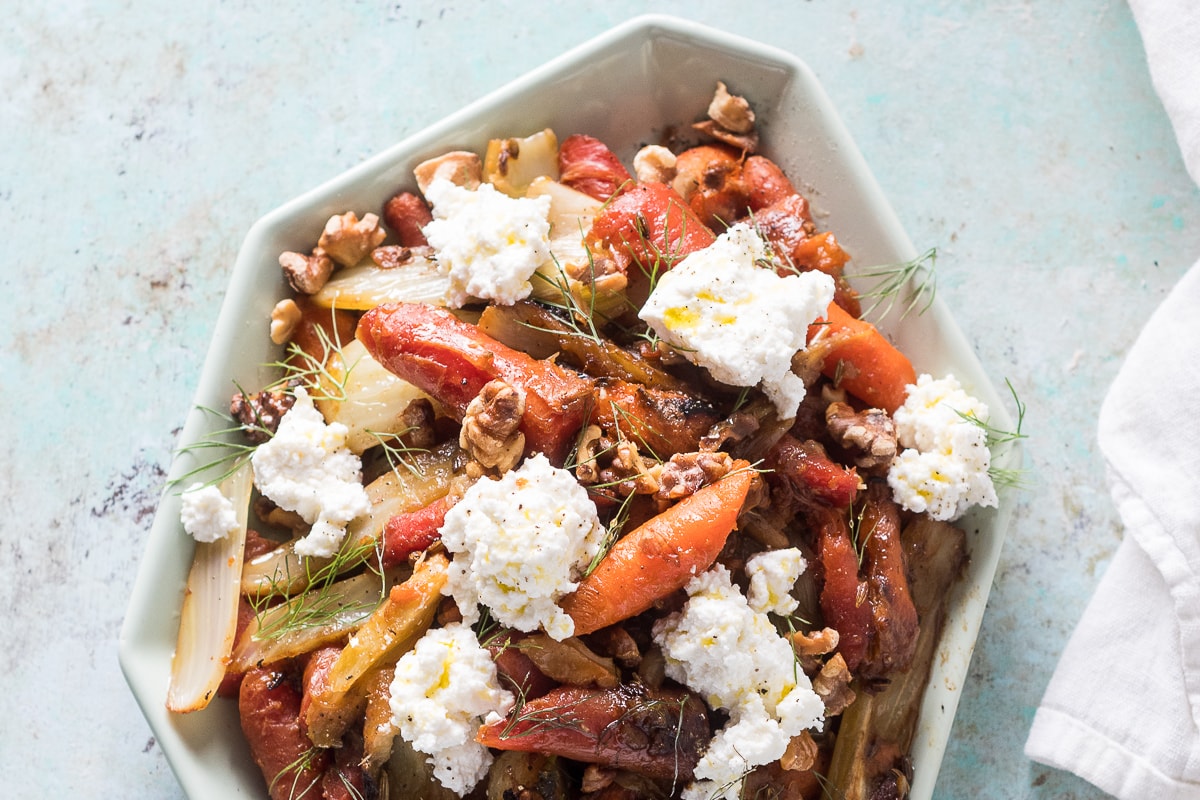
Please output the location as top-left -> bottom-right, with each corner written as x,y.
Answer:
120,14 -> 1018,799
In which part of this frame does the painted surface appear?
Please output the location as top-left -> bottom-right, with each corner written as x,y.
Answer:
2,1 -> 1197,797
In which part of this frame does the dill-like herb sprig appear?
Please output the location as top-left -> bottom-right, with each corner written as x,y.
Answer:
847,499 -> 878,570
166,405 -> 258,491
856,247 -> 938,322
250,535 -> 386,643
498,691 -> 587,740
529,257 -> 608,347
267,320 -> 358,403
267,745 -> 322,800
958,378 -> 1029,488
363,427 -> 428,480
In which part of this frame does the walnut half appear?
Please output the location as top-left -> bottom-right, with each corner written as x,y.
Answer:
278,249 -> 333,294
318,211 -> 387,268
459,379 -> 526,473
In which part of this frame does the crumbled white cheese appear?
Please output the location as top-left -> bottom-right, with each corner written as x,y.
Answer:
422,178 -> 554,307
179,482 -> 239,543
388,622 -> 514,796
638,223 -> 834,420
887,373 -> 999,521
745,547 -> 806,616
439,454 -> 605,640
249,386 -> 371,558
653,564 -> 825,800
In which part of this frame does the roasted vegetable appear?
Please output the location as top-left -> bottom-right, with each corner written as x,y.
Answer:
560,465 -> 754,635
357,302 -> 593,464
167,468 -> 253,713
477,683 -> 710,782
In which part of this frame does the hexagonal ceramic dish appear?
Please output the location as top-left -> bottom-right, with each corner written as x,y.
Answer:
120,14 -> 1018,799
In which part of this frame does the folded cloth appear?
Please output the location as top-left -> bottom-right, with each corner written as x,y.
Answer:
1025,3 -> 1200,794
1026,260 -> 1200,797
1127,0 -> 1200,183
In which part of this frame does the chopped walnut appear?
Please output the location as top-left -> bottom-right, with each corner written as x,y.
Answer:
397,397 -> 437,450
656,451 -> 735,500
588,625 -> 642,669
790,626 -> 841,658
708,81 -> 756,134
692,119 -> 759,154
633,144 -> 677,184
693,81 -> 759,153
459,379 -> 526,473
573,424 -> 605,484
789,626 -> 841,674
318,211 -> 387,268
826,401 -> 898,471
279,249 -> 334,294
699,410 -> 761,452
575,425 -> 661,496
369,245 -> 414,270
230,387 -> 295,444
600,440 -> 660,497
269,298 -> 302,345
580,765 -> 616,794
413,150 -> 482,195
812,652 -> 857,716
780,731 -> 820,773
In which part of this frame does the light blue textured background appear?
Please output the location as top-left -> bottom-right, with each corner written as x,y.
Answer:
2,1 -> 1197,798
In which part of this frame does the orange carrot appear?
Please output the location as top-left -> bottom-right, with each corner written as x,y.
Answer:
807,301 -> 916,414
560,466 -> 754,636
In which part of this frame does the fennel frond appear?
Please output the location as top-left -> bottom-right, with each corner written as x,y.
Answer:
166,405 -> 257,491
250,536 -> 386,643
856,247 -> 938,322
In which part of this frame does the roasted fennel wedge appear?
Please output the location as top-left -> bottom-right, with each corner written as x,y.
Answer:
824,516 -> 968,799
167,467 -> 253,712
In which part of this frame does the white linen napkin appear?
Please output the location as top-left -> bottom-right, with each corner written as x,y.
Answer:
1024,2 -> 1200,796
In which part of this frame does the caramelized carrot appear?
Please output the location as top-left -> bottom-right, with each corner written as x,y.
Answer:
588,378 -> 720,459
673,144 -> 746,228
588,182 -> 715,274
559,134 -> 632,201
807,301 -> 916,414
814,505 -> 872,673
560,466 -> 754,635
742,155 -> 799,211
381,495 -> 454,567
357,302 -> 593,464
476,684 -> 710,780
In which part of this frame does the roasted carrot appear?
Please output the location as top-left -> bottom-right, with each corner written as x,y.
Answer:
560,465 -> 754,636
813,505 -> 873,673
764,434 -> 859,510
357,302 -> 593,464
476,684 -> 710,781
807,301 -> 916,414
588,182 -> 715,274
558,134 -> 632,202
380,495 -> 454,567
588,378 -> 721,459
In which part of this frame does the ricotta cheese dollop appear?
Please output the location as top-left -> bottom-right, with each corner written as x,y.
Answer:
652,564 -> 825,800
886,373 -> 999,521
638,223 -> 834,420
745,547 -> 806,616
388,622 -> 515,796
249,386 -> 371,558
179,482 -> 239,543
422,177 -> 554,307
439,453 -> 605,641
